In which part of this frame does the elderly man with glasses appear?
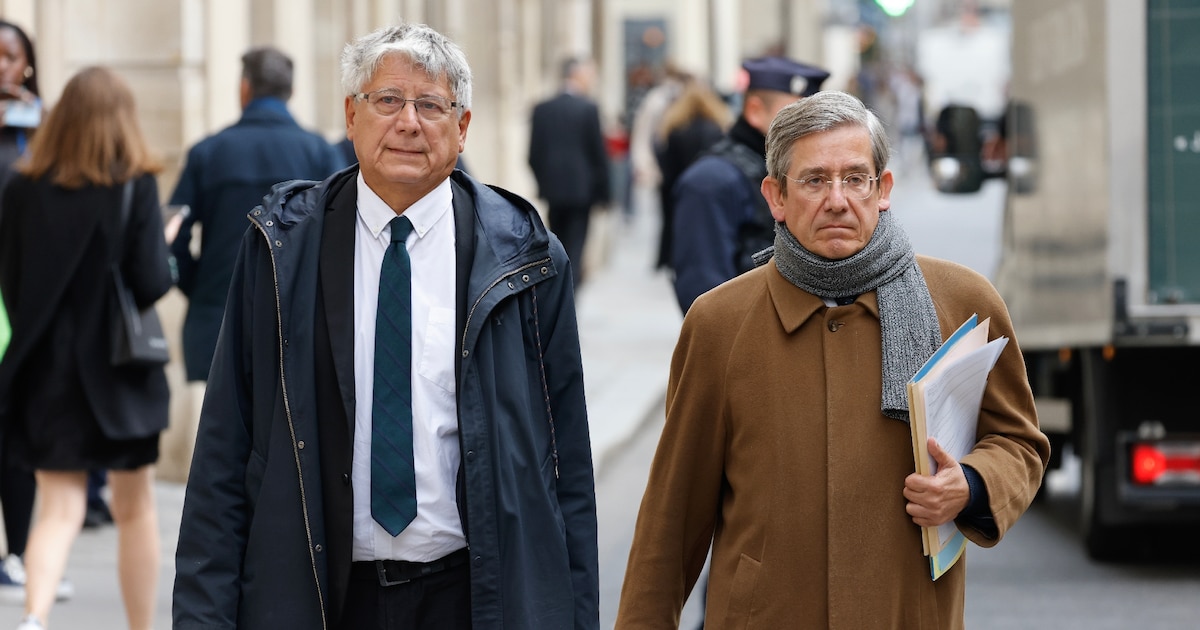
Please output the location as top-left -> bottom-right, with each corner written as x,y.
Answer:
173,22 -> 597,630
617,91 -> 1049,630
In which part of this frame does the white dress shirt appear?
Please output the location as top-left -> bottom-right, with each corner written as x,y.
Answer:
351,173 -> 464,561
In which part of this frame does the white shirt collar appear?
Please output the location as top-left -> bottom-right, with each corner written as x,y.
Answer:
356,173 -> 453,240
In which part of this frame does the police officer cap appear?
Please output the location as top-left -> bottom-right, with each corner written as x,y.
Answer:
742,56 -> 830,97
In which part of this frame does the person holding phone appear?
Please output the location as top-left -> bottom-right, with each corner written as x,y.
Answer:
0,19 -> 68,608
0,20 -> 41,186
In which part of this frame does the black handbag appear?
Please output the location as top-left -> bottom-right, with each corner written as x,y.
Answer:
110,180 -> 169,367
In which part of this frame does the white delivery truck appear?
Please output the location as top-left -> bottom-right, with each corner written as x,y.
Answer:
930,0 -> 1200,560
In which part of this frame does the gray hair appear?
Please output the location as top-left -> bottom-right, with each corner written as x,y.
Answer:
765,91 -> 891,192
242,46 -> 294,100
340,22 -> 473,110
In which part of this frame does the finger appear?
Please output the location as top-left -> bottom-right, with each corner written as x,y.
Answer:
927,437 -> 959,473
904,471 -> 929,488
906,502 -> 937,527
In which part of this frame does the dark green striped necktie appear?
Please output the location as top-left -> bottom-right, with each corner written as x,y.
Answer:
371,215 -> 417,536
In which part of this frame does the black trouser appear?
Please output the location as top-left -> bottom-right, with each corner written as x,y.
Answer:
337,549 -> 471,630
0,435 -> 35,557
547,202 -> 591,287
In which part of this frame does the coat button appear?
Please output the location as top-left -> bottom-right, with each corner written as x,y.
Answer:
314,544 -> 323,553
507,281 -> 515,289
342,473 -> 350,485
465,450 -> 475,460
522,274 -> 530,283
540,267 -> 548,275
828,320 -> 844,332
473,555 -> 483,567
265,220 -> 274,227
297,441 -> 305,450
462,350 -> 469,358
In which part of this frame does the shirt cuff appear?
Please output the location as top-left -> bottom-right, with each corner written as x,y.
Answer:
959,463 -> 998,539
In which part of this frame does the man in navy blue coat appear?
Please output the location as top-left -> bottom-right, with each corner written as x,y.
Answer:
528,57 -> 610,287
173,23 -> 597,630
670,56 -> 829,312
169,46 -> 344,381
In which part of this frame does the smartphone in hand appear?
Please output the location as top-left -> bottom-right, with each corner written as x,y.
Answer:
4,99 -> 41,128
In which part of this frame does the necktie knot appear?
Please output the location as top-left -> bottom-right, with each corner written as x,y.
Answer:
391,215 -> 413,244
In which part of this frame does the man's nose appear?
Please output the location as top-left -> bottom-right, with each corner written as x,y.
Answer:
825,180 -> 851,207
392,101 -> 422,126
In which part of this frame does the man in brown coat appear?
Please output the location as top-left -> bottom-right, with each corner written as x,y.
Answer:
616,91 -> 1050,629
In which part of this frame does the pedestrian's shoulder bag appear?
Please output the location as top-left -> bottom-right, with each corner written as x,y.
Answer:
110,180 -> 170,367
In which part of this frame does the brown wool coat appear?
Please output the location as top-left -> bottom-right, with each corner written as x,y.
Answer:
616,256 -> 1050,630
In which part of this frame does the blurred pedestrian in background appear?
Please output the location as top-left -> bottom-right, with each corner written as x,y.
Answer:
0,19 -> 70,606
0,20 -> 40,190
670,56 -> 829,312
628,62 -> 688,213
654,78 -> 730,270
168,45 -> 343,384
528,56 -> 610,287
173,22 -> 597,630
82,470 -> 113,530
0,65 -> 172,630
617,91 -> 1049,628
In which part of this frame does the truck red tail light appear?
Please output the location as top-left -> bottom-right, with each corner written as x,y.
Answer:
1131,443 -> 1200,485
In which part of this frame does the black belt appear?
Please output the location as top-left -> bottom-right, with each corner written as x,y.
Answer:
350,548 -> 470,587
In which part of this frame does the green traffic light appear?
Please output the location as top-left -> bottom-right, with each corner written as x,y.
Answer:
876,0 -> 915,17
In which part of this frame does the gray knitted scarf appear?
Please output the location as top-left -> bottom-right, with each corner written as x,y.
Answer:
769,211 -> 942,421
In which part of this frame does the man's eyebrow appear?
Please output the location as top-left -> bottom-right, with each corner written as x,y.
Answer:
794,163 -> 872,176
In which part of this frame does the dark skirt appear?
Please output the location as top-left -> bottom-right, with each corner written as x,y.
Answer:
10,344 -> 159,472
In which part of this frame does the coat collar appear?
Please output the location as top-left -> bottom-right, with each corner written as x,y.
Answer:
239,97 -> 296,126
764,262 -> 880,333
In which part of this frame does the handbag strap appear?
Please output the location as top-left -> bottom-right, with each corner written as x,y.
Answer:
111,179 -> 134,267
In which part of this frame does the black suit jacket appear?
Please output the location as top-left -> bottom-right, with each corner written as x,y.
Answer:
528,92 -> 611,208
313,172 -> 476,623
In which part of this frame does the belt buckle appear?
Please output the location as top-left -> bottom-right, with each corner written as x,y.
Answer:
375,560 -> 411,587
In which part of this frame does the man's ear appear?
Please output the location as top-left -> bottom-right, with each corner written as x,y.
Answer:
761,175 -> 787,223
743,93 -> 769,133
877,169 -> 894,212
344,96 -> 356,141
457,109 -> 471,152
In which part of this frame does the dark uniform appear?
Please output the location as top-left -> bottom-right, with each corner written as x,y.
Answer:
670,57 -> 829,312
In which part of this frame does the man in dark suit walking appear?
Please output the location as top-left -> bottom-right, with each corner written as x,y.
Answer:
528,57 -> 610,287
168,46 -> 344,383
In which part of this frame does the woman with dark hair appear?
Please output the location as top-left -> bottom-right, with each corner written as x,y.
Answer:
0,18 -> 52,608
0,19 -> 40,186
0,65 -> 171,630
654,79 -> 730,269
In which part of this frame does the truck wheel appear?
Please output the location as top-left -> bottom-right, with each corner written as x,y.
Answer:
1078,349 -> 1128,561
1079,439 -> 1124,560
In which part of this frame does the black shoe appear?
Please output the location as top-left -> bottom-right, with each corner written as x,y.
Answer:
83,501 -> 114,529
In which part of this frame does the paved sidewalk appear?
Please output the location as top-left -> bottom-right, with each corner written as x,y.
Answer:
575,204 -> 682,471
19,199 -> 681,629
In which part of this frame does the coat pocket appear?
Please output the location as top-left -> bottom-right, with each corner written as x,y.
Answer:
723,553 -> 762,628
244,449 -> 267,507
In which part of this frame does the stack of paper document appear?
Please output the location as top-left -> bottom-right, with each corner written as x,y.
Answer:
907,314 -> 1008,580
